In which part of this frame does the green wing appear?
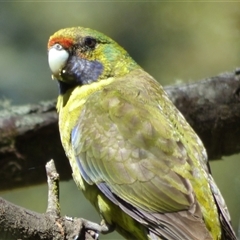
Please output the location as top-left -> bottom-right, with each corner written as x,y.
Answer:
71,70 -> 212,239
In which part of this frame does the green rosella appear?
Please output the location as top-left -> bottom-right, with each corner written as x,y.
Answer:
47,27 -> 237,240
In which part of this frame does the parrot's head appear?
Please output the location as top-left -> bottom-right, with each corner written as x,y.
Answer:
48,27 -> 139,92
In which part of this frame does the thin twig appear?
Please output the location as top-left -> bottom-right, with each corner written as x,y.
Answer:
46,159 -> 60,217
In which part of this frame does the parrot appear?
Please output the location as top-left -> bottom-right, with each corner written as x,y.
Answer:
47,27 -> 237,240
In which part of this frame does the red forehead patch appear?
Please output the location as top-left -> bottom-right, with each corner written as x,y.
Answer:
48,37 -> 73,49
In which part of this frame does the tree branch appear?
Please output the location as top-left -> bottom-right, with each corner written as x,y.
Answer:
0,160 -> 95,240
0,68 -> 240,191
0,101 -> 71,191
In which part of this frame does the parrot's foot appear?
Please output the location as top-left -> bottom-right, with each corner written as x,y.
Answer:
100,219 -> 115,234
81,218 -> 114,239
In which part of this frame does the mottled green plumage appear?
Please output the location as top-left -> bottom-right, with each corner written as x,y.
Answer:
48,27 -> 236,240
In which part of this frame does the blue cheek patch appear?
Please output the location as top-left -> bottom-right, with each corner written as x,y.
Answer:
62,56 -> 103,85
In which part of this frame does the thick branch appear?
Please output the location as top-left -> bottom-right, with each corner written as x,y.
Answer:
0,69 -> 240,191
0,197 -> 84,240
0,101 -> 71,191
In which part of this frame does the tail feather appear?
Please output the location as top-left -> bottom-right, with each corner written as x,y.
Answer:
209,175 -> 237,240
146,206 -> 213,240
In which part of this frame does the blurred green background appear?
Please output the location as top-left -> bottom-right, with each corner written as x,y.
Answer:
1,2 -> 240,239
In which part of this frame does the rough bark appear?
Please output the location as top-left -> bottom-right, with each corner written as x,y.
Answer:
0,160 -> 95,240
0,101 -> 71,191
0,69 -> 240,191
0,197 -> 86,240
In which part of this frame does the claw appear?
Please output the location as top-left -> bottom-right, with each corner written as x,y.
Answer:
87,230 -> 99,240
82,218 -> 115,235
99,219 -> 115,234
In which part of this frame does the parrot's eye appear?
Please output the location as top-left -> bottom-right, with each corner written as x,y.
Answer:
54,44 -> 63,50
84,37 -> 97,49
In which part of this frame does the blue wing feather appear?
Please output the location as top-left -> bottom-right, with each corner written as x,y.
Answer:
71,126 -> 93,184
